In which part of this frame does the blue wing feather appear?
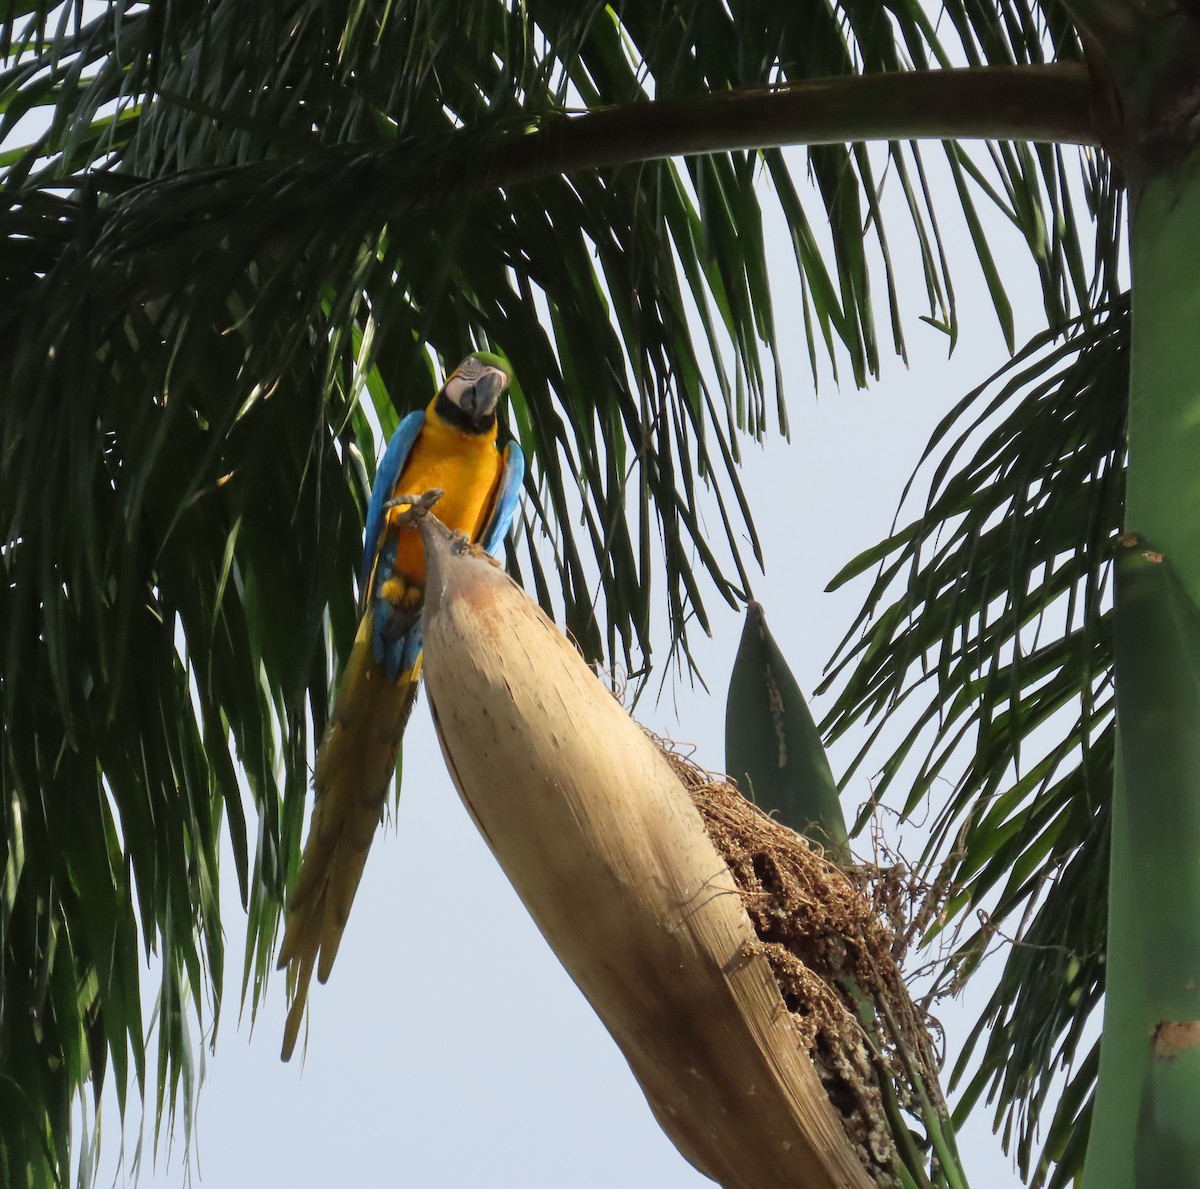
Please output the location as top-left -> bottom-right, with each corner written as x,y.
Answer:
365,423 -> 519,682
360,410 -> 425,599
481,441 -> 525,557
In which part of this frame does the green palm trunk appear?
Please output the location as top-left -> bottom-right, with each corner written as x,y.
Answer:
1087,154 -> 1200,1184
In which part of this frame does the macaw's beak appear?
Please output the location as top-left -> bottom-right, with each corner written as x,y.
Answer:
459,369 -> 507,417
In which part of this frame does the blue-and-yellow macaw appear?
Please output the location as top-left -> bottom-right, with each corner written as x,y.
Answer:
278,351 -> 524,1060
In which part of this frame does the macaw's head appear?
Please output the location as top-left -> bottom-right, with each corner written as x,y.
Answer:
437,352 -> 512,433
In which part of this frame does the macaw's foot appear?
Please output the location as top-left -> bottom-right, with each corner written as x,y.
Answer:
379,575 -> 424,611
384,488 -> 444,516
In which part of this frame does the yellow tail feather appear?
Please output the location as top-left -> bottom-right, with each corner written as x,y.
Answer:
278,610 -> 419,1061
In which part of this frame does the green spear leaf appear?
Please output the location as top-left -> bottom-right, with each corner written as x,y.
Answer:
725,601 -> 851,864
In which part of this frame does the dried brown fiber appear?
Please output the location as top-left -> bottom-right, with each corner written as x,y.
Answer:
668,751 -> 947,1185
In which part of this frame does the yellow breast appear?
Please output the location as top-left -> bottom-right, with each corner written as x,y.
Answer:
384,410 -> 503,584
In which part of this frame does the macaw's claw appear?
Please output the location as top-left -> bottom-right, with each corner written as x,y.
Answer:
384,488 -> 444,516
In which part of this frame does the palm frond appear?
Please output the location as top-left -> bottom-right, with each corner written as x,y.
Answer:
821,298 -> 1128,1186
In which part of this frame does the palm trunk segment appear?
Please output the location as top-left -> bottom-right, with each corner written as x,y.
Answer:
1086,144 -> 1200,1184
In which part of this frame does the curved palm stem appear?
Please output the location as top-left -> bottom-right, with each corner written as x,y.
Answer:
507,65 -> 1100,179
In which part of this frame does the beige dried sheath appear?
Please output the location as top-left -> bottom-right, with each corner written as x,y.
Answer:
416,515 -> 870,1189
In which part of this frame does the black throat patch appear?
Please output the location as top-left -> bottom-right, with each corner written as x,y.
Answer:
434,389 -> 497,434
